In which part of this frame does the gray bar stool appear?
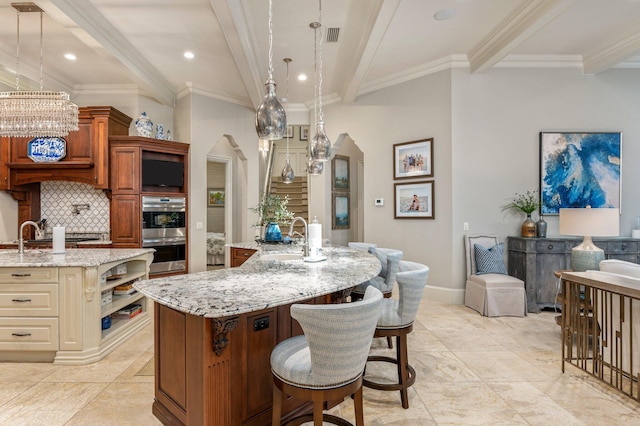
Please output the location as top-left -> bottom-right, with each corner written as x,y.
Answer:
362,260 -> 429,409
347,242 -> 377,252
270,286 -> 383,426
350,247 -> 403,300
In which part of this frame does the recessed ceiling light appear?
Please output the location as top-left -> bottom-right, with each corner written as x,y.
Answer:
64,53 -> 76,61
184,51 -> 195,59
434,8 -> 456,21
297,74 -> 307,81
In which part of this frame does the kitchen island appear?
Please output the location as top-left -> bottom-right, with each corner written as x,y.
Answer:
0,248 -> 154,365
134,244 -> 380,426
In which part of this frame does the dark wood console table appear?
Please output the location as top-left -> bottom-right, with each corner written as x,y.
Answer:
507,236 -> 640,313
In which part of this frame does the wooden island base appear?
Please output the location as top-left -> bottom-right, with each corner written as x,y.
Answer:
152,294 -> 337,425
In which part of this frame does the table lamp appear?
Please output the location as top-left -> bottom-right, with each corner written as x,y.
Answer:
559,207 -> 620,271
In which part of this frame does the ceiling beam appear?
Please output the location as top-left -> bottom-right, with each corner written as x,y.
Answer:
341,0 -> 396,105
467,0 -> 578,74
210,0 -> 263,109
42,0 -> 176,106
583,19 -> 640,74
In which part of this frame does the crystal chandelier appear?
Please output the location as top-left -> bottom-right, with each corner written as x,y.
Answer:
309,0 -> 331,162
280,58 -> 295,184
255,0 -> 287,140
307,21 -> 323,175
0,3 -> 79,138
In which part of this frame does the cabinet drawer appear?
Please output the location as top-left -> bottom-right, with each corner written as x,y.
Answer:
0,284 -> 58,316
231,248 -> 256,267
607,241 -> 638,254
0,318 -> 58,351
0,268 -> 58,284
535,241 -> 566,253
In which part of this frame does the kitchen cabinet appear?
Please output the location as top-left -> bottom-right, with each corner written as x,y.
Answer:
230,247 -> 257,267
110,195 -> 141,247
0,138 -> 8,190
0,250 -> 153,364
507,236 -> 640,313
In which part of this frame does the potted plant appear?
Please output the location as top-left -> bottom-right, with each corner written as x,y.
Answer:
250,194 -> 295,242
501,190 -> 540,238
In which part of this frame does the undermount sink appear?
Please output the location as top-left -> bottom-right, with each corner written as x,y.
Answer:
259,253 -> 302,261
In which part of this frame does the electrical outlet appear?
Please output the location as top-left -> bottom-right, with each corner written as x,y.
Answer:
463,222 -> 469,231
374,198 -> 384,206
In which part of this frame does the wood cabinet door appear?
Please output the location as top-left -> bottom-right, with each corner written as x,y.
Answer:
110,195 -> 141,246
110,146 -> 140,194
0,138 -> 8,190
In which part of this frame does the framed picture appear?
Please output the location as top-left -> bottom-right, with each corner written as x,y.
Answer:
394,180 -> 434,219
332,193 -> 350,229
540,132 -> 621,214
285,125 -> 293,138
332,155 -> 350,191
393,138 -> 433,180
208,188 -> 225,207
300,125 -> 309,141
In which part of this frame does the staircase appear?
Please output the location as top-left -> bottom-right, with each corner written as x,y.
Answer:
270,176 -> 308,235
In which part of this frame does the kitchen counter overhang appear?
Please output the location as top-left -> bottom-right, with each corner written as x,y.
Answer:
133,244 -> 381,318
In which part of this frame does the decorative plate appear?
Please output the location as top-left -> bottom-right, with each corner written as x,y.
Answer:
27,137 -> 67,162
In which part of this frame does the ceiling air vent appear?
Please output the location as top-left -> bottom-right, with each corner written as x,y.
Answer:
326,27 -> 340,43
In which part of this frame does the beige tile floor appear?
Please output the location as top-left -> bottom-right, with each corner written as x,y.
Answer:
1,300 -> 639,425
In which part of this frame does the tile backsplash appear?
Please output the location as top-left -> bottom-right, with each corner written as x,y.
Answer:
40,181 -> 110,236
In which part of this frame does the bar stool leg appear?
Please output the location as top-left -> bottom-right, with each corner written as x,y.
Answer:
354,386 -> 364,426
398,334 -> 409,408
313,392 -> 324,426
272,383 -> 282,426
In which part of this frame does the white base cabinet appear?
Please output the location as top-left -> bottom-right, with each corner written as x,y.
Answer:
0,252 -> 153,365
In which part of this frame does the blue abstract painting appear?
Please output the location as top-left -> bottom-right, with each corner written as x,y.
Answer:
540,132 -> 621,214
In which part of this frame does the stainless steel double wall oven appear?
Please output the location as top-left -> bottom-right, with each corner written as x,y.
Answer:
142,196 -> 186,274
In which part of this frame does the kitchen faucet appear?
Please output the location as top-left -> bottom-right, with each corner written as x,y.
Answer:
18,220 -> 44,254
288,217 -> 308,257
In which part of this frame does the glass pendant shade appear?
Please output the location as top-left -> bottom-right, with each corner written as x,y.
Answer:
308,159 -> 323,175
310,121 -> 331,161
255,79 -> 287,140
281,158 -> 295,183
0,91 -> 79,137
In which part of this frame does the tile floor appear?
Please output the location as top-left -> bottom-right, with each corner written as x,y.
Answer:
0,300 -> 639,425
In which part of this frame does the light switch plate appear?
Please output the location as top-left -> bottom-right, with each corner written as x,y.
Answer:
374,198 -> 384,206
196,221 -> 204,230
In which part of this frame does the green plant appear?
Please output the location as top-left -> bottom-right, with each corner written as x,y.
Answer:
501,190 -> 540,215
249,194 -> 295,227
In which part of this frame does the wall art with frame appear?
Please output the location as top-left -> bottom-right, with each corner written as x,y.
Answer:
394,180 -> 434,219
332,193 -> 350,229
208,188 -> 225,207
332,155 -> 349,191
539,132 -> 621,214
393,138 -> 433,180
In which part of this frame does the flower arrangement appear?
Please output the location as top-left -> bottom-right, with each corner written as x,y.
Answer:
250,194 -> 295,227
501,190 -> 540,215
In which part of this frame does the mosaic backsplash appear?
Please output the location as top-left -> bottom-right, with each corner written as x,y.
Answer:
40,181 -> 110,236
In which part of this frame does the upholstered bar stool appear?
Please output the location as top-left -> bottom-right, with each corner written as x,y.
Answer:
362,260 -> 429,409
350,248 -> 403,300
271,287 -> 383,426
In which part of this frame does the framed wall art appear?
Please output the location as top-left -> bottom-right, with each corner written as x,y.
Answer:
332,193 -> 350,229
393,138 -> 433,179
332,155 -> 350,191
300,126 -> 309,141
539,132 -> 621,214
208,188 -> 225,207
285,125 -> 294,138
394,180 -> 434,219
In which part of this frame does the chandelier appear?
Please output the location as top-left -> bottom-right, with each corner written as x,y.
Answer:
280,58 -> 295,184
309,0 -> 331,162
255,0 -> 287,140
0,3 -> 79,138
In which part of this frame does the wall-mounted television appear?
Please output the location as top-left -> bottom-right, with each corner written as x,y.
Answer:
142,159 -> 184,187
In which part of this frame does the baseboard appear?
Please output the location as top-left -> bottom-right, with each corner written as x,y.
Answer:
424,285 -> 465,305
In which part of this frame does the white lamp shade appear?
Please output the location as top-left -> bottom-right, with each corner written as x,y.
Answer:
559,208 -> 620,237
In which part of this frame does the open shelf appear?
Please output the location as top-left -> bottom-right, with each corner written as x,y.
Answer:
101,310 -> 148,342
101,291 -> 145,317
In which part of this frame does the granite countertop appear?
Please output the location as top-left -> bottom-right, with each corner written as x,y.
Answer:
0,248 -> 154,267
134,245 -> 381,319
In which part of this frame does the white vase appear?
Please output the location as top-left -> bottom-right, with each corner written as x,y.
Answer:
135,112 -> 153,137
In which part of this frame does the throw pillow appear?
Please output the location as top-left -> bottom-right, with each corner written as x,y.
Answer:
474,243 -> 507,275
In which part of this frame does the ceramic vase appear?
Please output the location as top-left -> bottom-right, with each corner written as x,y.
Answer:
135,112 -> 153,137
156,124 -> 164,140
264,222 -> 282,242
521,214 -> 536,238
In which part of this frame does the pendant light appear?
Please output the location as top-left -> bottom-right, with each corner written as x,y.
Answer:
309,0 -> 331,162
0,3 -> 79,138
280,58 -> 295,184
255,0 -> 287,140
307,21 -> 323,175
